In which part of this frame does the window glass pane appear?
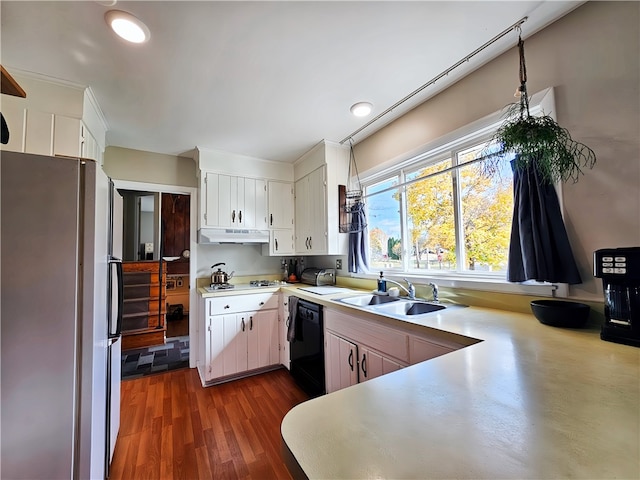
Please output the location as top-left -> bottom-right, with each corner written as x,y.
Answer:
366,178 -> 402,270
458,146 -> 514,273
405,159 -> 457,272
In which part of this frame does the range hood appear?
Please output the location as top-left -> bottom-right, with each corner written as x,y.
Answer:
198,228 -> 270,244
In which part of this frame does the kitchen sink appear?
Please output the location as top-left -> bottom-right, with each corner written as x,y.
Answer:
336,293 -> 459,320
375,301 -> 446,316
338,294 -> 401,307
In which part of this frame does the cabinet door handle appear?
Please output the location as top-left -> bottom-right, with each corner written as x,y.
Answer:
241,318 -> 245,332
361,353 -> 367,378
270,213 -> 273,226
232,210 -> 236,222
259,301 -> 265,306
309,236 -> 312,249
348,350 -> 354,371
249,316 -> 253,330
275,238 -> 278,251
224,305 -> 230,309
239,210 -> 242,223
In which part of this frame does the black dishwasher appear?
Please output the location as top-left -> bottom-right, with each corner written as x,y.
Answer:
290,299 -> 325,397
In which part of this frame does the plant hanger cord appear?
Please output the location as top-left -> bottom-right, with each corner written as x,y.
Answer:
518,35 -> 530,118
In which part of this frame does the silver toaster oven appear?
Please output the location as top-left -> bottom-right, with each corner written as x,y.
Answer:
300,268 -> 336,286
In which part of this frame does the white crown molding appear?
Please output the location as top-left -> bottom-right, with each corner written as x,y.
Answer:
3,67 -> 86,91
84,86 -> 109,131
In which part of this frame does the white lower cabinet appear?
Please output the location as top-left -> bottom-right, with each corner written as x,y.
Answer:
252,309 -> 279,370
202,293 -> 279,383
359,345 -> 404,381
279,293 -> 292,369
324,307 -> 473,394
326,331 -> 359,392
325,308 -> 408,393
325,331 -> 405,393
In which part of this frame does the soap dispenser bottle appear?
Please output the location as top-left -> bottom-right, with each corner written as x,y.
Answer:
377,272 -> 387,293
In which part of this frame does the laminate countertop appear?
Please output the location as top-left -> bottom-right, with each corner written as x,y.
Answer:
279,287 -> 640,480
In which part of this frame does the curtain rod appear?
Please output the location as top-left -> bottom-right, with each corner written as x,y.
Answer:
340,16 -> 528,145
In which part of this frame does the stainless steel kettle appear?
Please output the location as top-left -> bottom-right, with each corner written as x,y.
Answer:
211,262 -> 234,284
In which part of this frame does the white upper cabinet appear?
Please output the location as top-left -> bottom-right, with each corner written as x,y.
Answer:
194,147 -> 293,234
267,180 -> 294,229
201,173 -> 267,229
263,180 -> 295,256
293,140 -> 349,255
295,166 -> 327,254
0,73 -> 107,163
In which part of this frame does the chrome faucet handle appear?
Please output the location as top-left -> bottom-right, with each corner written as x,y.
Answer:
428,282 -> 439,302
403,278 -> 415,299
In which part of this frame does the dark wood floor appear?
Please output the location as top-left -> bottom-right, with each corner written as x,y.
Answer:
110,367 -> 309,479
166,316 -> 189,338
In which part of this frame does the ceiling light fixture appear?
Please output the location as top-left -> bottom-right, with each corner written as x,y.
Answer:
105,10 -> 150,43
350,102 -> 373,117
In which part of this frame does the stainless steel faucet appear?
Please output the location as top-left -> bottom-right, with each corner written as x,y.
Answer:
384,278 -> 416,299
429,282 -> 439,302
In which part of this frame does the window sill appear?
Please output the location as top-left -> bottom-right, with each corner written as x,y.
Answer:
352,272 -> 564,298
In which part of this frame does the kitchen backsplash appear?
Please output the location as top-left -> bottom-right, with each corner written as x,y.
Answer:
196,244 -> 282,278
196,244 -> 347,280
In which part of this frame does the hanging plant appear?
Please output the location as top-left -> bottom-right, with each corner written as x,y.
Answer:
483,35 -> 596,185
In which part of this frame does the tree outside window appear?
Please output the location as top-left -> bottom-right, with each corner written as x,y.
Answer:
366,141 -> 514,275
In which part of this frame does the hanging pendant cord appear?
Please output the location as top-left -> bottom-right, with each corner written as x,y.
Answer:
347,138 -> 363,195
518,34 -> 531,118
340,16 -> 528,145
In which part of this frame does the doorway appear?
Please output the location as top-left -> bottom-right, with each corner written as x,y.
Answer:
119,188 -> 193,379
162,193 -> 190,339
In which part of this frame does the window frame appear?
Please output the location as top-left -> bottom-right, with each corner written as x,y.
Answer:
354,88 -> 567,297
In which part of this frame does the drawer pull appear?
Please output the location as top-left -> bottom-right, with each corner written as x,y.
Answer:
361,353 -> 367,378
259,301 -> 265,306
224,305 -> 230,309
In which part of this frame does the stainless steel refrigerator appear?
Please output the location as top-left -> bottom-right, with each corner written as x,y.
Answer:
1,151 -> 123,479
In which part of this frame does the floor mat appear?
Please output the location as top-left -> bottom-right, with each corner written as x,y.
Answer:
121,336 -> 189,380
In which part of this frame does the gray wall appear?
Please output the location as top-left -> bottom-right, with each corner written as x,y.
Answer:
354,1 -> 639,301
103,146 -> 197,188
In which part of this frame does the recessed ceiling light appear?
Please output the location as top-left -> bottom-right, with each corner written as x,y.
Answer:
105,10 -> 150,44
350,102 -> 373,117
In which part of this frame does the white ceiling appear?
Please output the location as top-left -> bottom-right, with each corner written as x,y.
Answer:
1,1 -> 582,163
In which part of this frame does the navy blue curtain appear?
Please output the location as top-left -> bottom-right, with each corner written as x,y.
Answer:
347,200 -> 369,273
508,156 -> 582,284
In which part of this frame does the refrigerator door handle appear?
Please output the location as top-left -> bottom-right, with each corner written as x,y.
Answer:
108,256 -> 124,339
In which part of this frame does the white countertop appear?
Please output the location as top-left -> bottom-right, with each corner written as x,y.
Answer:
275,286 -> 640,479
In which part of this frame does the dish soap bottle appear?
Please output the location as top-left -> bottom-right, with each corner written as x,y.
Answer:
283,260 -> 289,282
377,272 -> 387,293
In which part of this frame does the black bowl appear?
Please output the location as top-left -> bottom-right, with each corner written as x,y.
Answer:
530,300 -> 590,328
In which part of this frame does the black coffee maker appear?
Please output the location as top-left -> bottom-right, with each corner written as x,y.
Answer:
594,247 -> 640,347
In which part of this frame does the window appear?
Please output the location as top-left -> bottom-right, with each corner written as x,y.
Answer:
365,140 -> 515,278
367,177 -> 403,269
360,88 -> 562,296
